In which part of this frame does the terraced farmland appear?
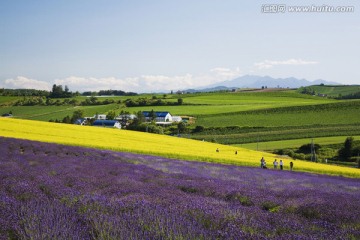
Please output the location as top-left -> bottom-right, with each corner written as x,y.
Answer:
1,90 -> 360,151
238,136 -> 360,151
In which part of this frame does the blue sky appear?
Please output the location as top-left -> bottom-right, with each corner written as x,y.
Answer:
0,0 -> 359,92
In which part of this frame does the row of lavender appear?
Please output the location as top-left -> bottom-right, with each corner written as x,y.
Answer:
0,136 -> 359,239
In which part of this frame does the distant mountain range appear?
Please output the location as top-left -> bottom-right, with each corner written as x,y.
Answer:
183,75 -> 339,93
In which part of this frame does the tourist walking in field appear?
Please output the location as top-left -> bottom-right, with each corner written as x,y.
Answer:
260,157 -> 265,168
263,160 -> 267,169
290,161 -> 294,171
216,148 -> 219,152
279,160 -> 283,170
273,159 -> 278,169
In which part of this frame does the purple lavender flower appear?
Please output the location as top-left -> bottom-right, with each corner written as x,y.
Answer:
0,136 -> 359,239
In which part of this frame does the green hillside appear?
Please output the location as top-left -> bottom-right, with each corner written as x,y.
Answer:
0,104 -> 120,121
297,85 -> 360,97
1,90 -> 335,120
1,89 -> 360,151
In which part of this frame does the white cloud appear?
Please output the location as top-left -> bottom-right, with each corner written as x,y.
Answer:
55,76 -> 140,92
254,59 -> 318,69
54,75 -> 198,93
1,76 -> 51,90
1,66 -> 243,93
54,67 -> 241,93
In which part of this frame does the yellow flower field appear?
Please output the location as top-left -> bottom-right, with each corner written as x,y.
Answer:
1,118 -> 359,178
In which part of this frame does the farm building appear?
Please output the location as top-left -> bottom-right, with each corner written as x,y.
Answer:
93,120 -> 121,129
142,111 -> 172,122
93,114 -> 107,120
74,118 -> 87,125
171,116 -> 182,122
181,116 -> 195,124
116,114 -> 137,120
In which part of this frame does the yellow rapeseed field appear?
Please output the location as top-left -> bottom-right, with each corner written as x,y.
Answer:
1,118 -> 359,178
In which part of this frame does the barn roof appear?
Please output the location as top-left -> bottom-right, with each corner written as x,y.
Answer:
142,111 -> 171,117
93,120 -> 119,126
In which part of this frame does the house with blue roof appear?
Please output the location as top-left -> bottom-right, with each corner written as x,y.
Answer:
93,120 -> 121,129
74,118 -> 87,125
142,111 -> 172,123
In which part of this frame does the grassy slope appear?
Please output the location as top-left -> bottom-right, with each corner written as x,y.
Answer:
191,99 -> 360,144
237,135 -> 360,151
0,118 -> 359,178
2,92 -> 360,146
0,96 -> 19,105
196,107 -> 360,127
298,85 -> 360,97
191,125 -> 360,145
0,104 -> 120,121
0,91 -> 340,121
125,91 -> 335,116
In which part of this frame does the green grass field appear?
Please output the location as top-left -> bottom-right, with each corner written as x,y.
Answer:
298,85 -> 360,97
195,105 -> 360,127
191,124 -> 360,145
122,90 -> 338,116
237,136 -> 360,151
0,104 -> 120,121
0,96 -> 19,105
1,89 -> 360,147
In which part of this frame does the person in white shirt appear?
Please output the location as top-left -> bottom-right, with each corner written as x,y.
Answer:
273,159 -> 278,169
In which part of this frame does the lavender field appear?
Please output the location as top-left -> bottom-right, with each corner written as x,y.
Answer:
1,137 -> 360,239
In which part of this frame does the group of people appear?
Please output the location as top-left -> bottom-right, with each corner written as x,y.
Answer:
260,157 -> 294,171
215,149 -> 294,171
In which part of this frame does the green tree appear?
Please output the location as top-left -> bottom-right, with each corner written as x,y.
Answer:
136,111 -> 145,124
149,109 -> 157,121
106,110 -> 116,120
298,143 -> 321,154
62,115 -> 71,124
90,96 -> 98,105
129,111 -> 144,127
69,99 -> 78,106
193,125 -> 205,133
50,84 -> 64,98
177,98 -> 183,105
177,122 -> 187,134
338,137 -> 354,162
71,109 -> 85,123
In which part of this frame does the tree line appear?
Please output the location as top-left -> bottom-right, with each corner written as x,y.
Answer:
1,85 -> 138,98
12,96 -> 119,106
124,97 -> 183,107
82,90 -> 137,96
0,88 -> 50,97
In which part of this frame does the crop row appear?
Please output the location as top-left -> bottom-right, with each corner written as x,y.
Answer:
196,105 -> 360,128
0,90 -> 336,122
191,124 -> 360,144
239,136 -> 360,152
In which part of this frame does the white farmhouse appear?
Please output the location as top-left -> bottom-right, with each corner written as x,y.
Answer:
171,116 -> 182,122
142,111 -> 172,122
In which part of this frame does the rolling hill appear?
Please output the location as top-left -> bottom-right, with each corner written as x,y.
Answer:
185,75 -> 339,92
0,117 -> 359,177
